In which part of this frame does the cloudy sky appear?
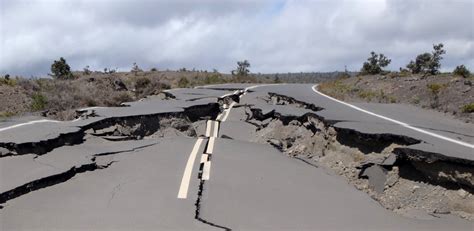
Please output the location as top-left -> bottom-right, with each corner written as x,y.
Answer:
1,0 -> 473,76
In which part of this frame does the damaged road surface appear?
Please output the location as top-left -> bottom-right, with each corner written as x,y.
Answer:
1,84 -> 473,230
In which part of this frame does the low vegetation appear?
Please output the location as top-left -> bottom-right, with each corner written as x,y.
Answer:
426,83 -> 446,95
453,65 -> 471,78
320,42 -> 473,122
30,93 -> 48,111
0,59 -> 278,120
177,77 -> 190,88
319,74 -> 473,122
1,52 -> 471,122
462,103 -> 474,113
0,75 -> 17,86
319,79 -> 398,104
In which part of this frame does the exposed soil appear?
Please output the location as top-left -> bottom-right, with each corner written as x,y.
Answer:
0,102 -> 220,157
0,70 -> 267,121
244,93 -> 474,221
318,74 -> 474,123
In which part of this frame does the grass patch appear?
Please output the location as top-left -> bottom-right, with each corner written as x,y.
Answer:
30,93 -> 48,111
203,73 -> 227,85
0,77 -> 17,86
358,90 -> 378,101
461,103 -> 474,113
411,96 -> 421,104
318,80 -> 353,100
178,77 -> 190,88
388,96 -> 397,103
320,80 -> 398,103
427,83 -> 446,94
0,111 -> 16,121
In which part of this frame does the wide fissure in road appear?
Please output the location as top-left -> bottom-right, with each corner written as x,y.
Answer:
0,84 -> 473,230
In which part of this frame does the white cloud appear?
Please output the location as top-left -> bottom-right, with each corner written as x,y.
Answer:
0,0 -> 473,76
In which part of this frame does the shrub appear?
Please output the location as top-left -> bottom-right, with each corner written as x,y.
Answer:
150,67 -> 158,72
31,93 -> 48,111
0,76 -> 17,86
135,77 -> 151,90
453,65 -> 471,78
338,71 -> 351,79
102,68 -> 116,74
461,103 -> 474,113
360,52 -> 391,75
83,66 -> 91,75
427,83 -> 445,94
358,90 -> 378,101
178,77 -> 190,88
412,96 -> 421,104
111,92 -> 134,106
406,43 -> 445,75
0,111 -> 16,118
388,96 -> 397,103
318,80 -> 353,100
51,57 -> 73,79
131,62 -> 142,76
204,73 -> 225,85
274,76 -> 281,83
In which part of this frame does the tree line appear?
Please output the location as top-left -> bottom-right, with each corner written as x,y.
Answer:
36,42 -> 471,80
360,43 -> 470,77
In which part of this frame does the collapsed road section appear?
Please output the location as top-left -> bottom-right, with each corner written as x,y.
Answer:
0,89 -> 231,205
240,90 -> 474,221
1,84 -> 473,230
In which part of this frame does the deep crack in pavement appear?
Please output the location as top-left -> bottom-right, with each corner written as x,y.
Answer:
1,84 -> 473,229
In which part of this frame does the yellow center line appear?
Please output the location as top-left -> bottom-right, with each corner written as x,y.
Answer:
177,138 -> 205,199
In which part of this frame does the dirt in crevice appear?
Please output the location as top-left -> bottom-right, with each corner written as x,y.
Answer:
88,115 -> 198,140
268,92 -> 324,112
0,103 -> 221,157
244,93 -> 474,221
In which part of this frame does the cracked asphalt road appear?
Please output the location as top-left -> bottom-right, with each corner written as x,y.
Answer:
1,84 -> 473,230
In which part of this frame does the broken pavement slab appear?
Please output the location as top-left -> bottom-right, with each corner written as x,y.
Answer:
360,165 -> 388,193
1,84 -> 473,229
199,138 -> 472,230
0,137 -> 215,230
0,138 -> 158,204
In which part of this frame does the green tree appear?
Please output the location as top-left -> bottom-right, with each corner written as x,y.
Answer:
233,60 -> 251,76
51,57 -> 73,79
360,52 -> 391,75
453,65 -> 470,78
406,43 -> 445,75
428,43 -> 446,75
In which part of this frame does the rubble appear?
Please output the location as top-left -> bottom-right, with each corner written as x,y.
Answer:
245,92 -> 474,220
